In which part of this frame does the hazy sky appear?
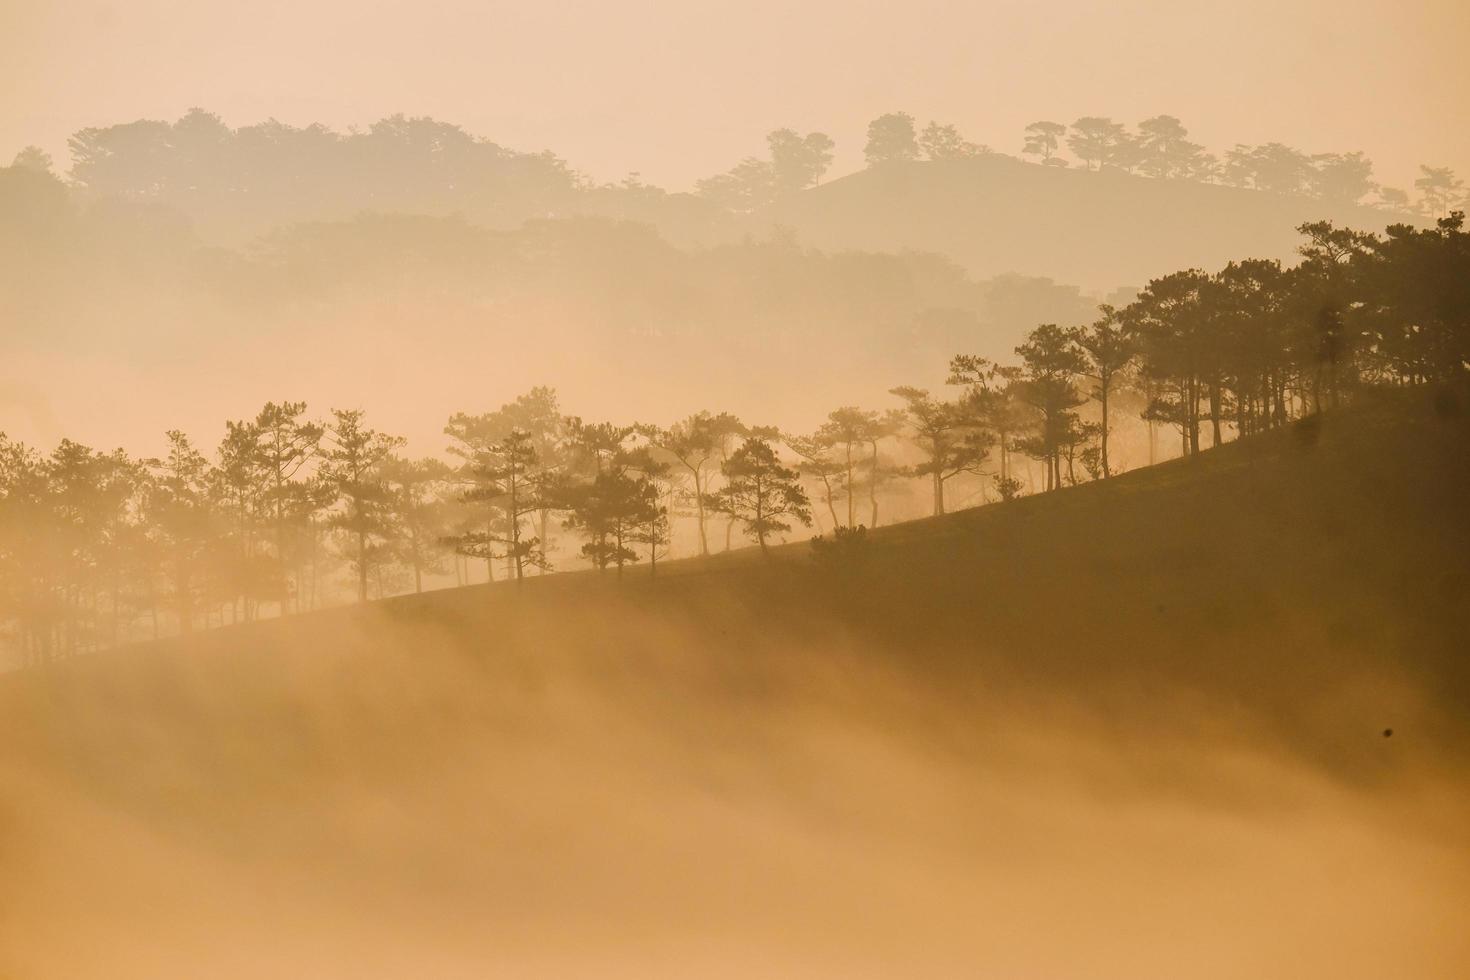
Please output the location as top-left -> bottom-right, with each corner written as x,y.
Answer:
3,0 -> 1467,192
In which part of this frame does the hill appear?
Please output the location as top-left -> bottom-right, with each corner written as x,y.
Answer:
764,155 -> 1401,289
1,389 -> 1467,979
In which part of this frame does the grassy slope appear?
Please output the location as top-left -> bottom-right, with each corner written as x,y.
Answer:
261,385 -> 1470,753
1,387 -> 1467,978
8,386 -> 1468,780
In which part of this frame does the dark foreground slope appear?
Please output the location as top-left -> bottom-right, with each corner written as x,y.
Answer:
1,390 -> 1467,979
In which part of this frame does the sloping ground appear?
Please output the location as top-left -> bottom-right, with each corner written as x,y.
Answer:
764,156 -> 1397,289
1,388 -> 1467,979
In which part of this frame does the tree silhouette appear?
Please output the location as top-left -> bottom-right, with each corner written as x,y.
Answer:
647,413 -> 724,556
767,129 -> 836,194
888,386 -> 988,515
1075,305 -> 1136,477
320,410 -> 402,602
213,418 -> 275,621
1415,166 -> 1464,219
865,113 -> 920,167
252,401 -> 322,614
625,447 -> 674,575
381,455 -> 453,594
784,430 -> 845,533
1067,117 -> 1126,171
949,360 -> 1029,486
919,122 -> 983,160
1311,152 -> 1376,205
705,414 -> 749,551
144,431 -> 215,632
707,437 -> 811,556
11,146 -> 54,174
1125,271 -> 1214,455
1224,143 -> 1316,195
818,407 -> 879,528
1136,116 -> 1212,180
560,451 -> 661,578
485,388 -> 565,572
864,410 -> 904,526
1013,324 -> 1087,489
1021,122 -> 1066,165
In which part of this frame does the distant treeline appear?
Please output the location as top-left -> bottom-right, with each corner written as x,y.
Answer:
9,109 -> 1464,226
0,153 -> 1110,408
704,112 -> 1463,216
2,213 -> 1465,663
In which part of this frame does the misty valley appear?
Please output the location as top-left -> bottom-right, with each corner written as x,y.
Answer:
2,38 -> 1469,980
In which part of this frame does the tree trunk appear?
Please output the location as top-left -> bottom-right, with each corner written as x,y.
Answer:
868,439 -> 880,526
1188,377 -> 1201,456
692,468 -> 709,556
845,445 -> 855,529
357,528 -> 368,602
1210,382 -> 1223,447
822,479 -> 839,530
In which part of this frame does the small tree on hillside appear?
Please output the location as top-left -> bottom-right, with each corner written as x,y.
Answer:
625,448 -> 674,575
949,360 -> 1029,484
705,413 -> 749,551
213,418 -> 273,621
767,128 -> 836,194
486,430 -> 548,583
1022,121 -> 1067,165
863,410 -> 904,527
784,430 -> 844,532
381,455 -> 453,594
1075,304 -> 1137,478
707,437 -> 812,556
818,406 -> 879,529
919,122 -> 983,160
144,431 -> 217,631
647,412 -> 723,556
252,401 -> 323,613
864,113 -> 919,167
1067,117 -> 1127,171
494,387 -> 566,570
320,409 -> 403,602
1014,323 -> 1088,491
560,465 -> 660,578
888,387 -> 988,516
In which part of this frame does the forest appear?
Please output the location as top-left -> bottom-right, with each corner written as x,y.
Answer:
17,108 -> 1464,226
4,210 -> 1465,663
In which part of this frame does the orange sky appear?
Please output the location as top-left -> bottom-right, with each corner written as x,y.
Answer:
3,0 -> 1467,193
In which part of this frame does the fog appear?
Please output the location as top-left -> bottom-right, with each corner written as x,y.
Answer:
5,397 -> 1469,976
4,578 -> 1467,979
3,1 -> 1468,973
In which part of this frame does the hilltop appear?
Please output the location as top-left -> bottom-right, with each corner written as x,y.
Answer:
761,155 -> 1401,289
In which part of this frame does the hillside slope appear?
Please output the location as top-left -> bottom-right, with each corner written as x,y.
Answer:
1,389 -> 1467,979
763,156 -> 1399,289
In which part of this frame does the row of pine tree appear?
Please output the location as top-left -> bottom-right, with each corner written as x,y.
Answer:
2,213 -> 1465,661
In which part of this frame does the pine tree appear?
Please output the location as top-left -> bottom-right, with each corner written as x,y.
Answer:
320,410 -> 402,602
707,437 -> 812,556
